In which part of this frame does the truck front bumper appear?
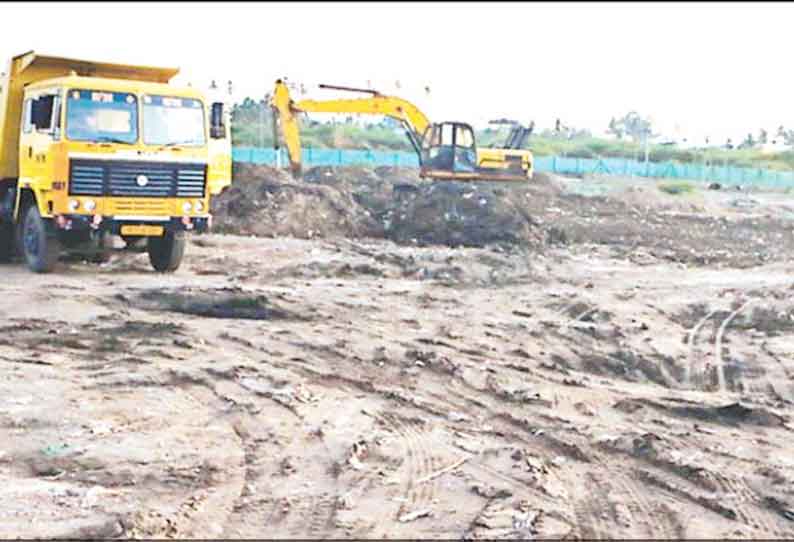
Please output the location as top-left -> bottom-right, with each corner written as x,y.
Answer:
53,214 -> 212,235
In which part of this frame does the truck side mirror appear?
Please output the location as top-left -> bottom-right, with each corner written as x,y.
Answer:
31,95 -> 54,131
210,102 -> 225,139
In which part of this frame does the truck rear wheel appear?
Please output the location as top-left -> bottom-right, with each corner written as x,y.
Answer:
147,232 -> 185,273
0,222 -> 14,262
22,205 -> 60,273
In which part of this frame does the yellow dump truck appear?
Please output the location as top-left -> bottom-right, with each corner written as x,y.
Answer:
0,51 -> 232,273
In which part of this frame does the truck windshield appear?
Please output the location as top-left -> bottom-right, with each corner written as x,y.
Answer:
65,90 -> 138,144
142,95 -> 205,146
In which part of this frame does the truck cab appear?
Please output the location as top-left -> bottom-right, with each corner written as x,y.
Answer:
0,52 -> 232,273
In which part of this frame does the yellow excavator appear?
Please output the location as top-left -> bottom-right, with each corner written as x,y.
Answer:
270,80 -> 534,182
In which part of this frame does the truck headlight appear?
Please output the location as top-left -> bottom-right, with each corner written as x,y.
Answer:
69,199 -> 80,211
182,201 -> 192,213
194,200 -> 204,213
84,199 -> 96,212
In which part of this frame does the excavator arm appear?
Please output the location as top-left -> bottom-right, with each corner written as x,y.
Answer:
270,80 -> 431,176
270,79 -> 304,176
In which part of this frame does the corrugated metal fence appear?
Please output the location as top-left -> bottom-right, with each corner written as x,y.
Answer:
232,146 -> 794,189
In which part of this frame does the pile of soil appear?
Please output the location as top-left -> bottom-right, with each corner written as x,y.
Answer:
212,164 -> 794,266
212,164 -> 557,248
210,165 -> 380,240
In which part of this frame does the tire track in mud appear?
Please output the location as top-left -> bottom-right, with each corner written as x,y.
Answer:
435,379 -> 618,537
262,415 -> 341,538
170,378 -> 291,538
760,342 -> 794,403
570,470 -> 621,540
379,412 -> 441,520
702,470 -> 788,537
617,430 -> 790,537
425,380 -> 581,512
608,463 -> 679,539
260,454 -> 341,538
715,300 -> 754,393
542,303 -> 685,539
761,342 -> 794,382
567,451 -> 682,539
408,382 -> 579,520
685,307 -> 720,390
177,355 -> 342,539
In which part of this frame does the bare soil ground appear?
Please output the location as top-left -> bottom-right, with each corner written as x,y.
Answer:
1,166 -> 793,539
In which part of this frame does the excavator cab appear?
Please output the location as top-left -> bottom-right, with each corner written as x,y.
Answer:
419,121 -> 530,182
420,122 -> 478,174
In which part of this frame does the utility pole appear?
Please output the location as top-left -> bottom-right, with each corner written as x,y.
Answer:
259,92 -> 265,150
643,128 -> 650,167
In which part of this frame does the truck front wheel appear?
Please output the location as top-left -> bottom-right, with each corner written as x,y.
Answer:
22,205 -> 60,273
147,232 -> 185,273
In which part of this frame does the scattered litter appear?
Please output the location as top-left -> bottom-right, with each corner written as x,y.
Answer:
398,508 -> 432,523
41,443 -> 71,457
347,440 -> 369,471
416,457 -> 468,485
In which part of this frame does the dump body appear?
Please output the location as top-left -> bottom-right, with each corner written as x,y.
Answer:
0,52 -> 232,273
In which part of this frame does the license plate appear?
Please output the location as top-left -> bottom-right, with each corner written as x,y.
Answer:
120,225 -> 164,237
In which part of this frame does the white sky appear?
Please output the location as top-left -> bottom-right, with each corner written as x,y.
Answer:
1,1 -> 792,143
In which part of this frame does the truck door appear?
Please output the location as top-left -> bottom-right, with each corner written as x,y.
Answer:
20,90 -> 62,207
207,101 -> 232,196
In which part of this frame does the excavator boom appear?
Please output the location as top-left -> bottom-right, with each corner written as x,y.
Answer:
270,79 -> 304,175
271,80 -> 430,176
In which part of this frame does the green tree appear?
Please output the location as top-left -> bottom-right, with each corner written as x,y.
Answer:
777,125 -> 794,146
607,112 -> 657,144
607,117 -> 624,139
737,133 -> 756,149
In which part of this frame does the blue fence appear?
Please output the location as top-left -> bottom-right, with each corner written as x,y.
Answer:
232,147 -> 419,168
233,146 -> 794,189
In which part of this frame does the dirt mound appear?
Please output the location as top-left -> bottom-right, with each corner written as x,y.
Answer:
385,181 -> 544,246
212,164 -> 552,248
609,184 -> 708,213
211,164 -> 380,240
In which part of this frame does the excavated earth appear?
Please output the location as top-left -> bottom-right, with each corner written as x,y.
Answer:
0,165 -> 793,539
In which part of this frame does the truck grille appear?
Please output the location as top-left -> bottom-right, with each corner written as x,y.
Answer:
69,159 -> 207,198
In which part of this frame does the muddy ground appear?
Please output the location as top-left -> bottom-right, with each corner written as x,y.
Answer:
1,166 -> 794,539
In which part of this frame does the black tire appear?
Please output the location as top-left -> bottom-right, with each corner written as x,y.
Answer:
0,222 -> 14,263
147,232 -> 185,272
21,205 -> 60,273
